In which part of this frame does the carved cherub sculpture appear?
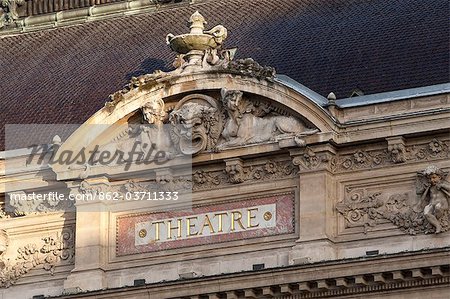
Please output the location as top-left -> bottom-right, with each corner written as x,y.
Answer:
218,88 -> 318,149
417,165 -> 450,233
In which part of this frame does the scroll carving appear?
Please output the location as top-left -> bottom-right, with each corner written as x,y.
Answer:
291,146 -> 334,172
336,165 -> 450,234
0,230 -> 74,288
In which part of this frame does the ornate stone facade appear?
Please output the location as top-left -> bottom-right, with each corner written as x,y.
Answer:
0,10 -> 449,299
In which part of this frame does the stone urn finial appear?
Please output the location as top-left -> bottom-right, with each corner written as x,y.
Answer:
166,11 -> 228,68
189,11 -> 206,34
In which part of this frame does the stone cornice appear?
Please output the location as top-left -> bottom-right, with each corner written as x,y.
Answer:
0,0 -> 204,36
50,248 -> 450,298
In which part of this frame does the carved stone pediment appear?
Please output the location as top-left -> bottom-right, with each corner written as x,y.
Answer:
90,88 -> 319,163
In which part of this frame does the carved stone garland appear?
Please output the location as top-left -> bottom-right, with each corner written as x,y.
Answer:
336,165 -> 450,235
0,229 -> 74,288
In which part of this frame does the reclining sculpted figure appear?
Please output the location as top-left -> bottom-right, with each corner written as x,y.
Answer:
218,88 -> 318,149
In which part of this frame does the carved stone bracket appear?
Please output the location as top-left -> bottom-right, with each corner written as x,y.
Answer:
224,158 -> 245,184
336,165 -> 450,235
290,144 -> 336,173
386,136 -> 406,163
0,229 -> 74,288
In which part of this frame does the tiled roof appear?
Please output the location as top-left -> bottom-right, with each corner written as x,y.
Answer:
1,0 -> 449,150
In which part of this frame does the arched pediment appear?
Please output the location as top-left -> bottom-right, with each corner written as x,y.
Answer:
52,73 -> 336,179
51,12 -> 337,179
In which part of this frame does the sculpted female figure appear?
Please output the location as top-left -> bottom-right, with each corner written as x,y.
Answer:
419,165 -> 450,233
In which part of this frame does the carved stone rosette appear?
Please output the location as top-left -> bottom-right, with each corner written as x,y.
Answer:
331,138 -> 449,173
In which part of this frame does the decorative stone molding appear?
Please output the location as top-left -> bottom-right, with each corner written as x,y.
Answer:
336,165 -> 450,234
290,145 -> 336,173
0,229 -> 74,288
193,159 -> 297,191
3,190 -> 74,217
227,58 -> 276,82
169,264 -> 450,299
331,138 -> 449,173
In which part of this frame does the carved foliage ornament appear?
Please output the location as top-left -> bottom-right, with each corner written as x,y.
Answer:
0,0 -> 24,29
2,190 -> 74,218
331,139 -> 449,173
336,165 -> 450,235
0,230 -> 74,288
194,159 -> 297,190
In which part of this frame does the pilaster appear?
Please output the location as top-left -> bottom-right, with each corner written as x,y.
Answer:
289,144 -> 337,264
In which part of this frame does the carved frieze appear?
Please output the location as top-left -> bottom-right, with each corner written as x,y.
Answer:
4,190 -> 74,217
0,229 -> 74,288
101,88 -> 318,161
336,165 -> 450,235
193,159 -> 297,191
331,138 -> 449,173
